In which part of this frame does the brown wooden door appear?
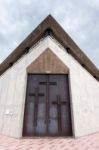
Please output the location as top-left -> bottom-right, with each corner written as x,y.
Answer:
23,74 -> 72,136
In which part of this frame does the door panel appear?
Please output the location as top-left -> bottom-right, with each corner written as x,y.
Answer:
23,74 -> 72,137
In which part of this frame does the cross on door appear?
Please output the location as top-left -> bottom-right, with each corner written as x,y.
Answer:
52,95 -> 67,134
39,75 -> 57,133
29,87 -> 44,130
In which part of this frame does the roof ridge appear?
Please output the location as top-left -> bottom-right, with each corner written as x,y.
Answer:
0,15 -> 99,81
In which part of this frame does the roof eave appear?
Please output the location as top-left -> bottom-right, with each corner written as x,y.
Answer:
0,15 -> 99,80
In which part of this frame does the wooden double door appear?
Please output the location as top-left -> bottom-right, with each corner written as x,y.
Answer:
23,74 -> 72,137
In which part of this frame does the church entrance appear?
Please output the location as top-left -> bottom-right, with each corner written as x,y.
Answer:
23,74 -> 72,137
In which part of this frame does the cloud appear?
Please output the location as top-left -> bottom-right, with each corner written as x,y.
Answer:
0,58 -> 3,64
0,0 -> 99,68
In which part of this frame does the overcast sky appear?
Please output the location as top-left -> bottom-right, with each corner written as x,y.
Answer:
0,0 -> 99,68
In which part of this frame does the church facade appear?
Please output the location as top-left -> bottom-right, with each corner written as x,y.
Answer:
0,15 -> 99,138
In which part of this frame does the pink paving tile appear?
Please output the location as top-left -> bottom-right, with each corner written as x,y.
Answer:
0,133 -> 99,150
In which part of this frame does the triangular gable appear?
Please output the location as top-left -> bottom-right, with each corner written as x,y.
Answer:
27,48 -> 69,74
0,15 -> 99,80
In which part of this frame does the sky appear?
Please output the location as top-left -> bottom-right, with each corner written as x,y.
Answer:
0,0 -> 99,68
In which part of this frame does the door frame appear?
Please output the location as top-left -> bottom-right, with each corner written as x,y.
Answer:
22,73 -> 74,137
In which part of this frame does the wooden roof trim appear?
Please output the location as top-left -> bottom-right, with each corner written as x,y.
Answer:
0,15 -> 99,81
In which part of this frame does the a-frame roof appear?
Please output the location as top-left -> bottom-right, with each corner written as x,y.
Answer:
0,15 -> 99,81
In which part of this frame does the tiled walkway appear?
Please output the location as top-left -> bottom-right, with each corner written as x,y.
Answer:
0,133 -> 99,150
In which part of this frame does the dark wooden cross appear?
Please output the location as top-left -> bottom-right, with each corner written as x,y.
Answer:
29,87 -> 44,128
52,95 -> 67,133
39,75 -> 57,133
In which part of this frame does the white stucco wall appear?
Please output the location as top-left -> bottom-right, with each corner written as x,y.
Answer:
0,36 -> 99,138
